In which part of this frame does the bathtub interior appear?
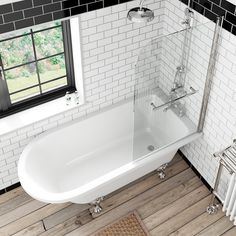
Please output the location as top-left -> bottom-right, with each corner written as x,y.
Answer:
23,101 -> 134,193
133,88 -> 197,159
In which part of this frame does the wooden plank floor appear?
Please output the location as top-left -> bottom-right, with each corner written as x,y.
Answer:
0,153 -> 235,236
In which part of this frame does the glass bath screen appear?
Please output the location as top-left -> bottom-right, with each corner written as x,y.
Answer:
133,20 -> 217,160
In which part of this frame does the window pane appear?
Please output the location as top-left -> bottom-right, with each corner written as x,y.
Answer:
5,63 -> 38,93
34,26 -> 64,59
0,20 -> 73,114
42,77 -> 67,93
38,54 -> 66,83
0,35 -> 34,69
10,86 -> 40,103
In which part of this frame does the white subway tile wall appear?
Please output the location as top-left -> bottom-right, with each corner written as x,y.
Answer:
0,0 -> 165,190
165,1 -> 236,197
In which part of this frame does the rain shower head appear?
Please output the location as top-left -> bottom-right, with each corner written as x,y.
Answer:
127,0 -> 154,23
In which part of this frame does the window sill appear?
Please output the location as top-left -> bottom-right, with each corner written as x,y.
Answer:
0,96 -> 83,136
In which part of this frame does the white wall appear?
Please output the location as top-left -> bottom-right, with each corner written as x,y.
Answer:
0,0 -> 22,4
229,0 -> 236,5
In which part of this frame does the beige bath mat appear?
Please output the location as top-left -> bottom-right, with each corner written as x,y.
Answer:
92,211 -> 150,236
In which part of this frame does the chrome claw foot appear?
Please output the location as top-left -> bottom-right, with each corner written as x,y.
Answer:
206,204 -> 220,215
158,171 -> 166,179
90,197 -> 104,215
94,204 -> 102,214
157,163 -> 168,180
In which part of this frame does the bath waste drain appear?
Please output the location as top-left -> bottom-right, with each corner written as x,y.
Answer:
147,145 -> 155,151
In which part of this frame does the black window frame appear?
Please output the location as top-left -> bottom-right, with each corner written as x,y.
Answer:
0,20 -> 76,118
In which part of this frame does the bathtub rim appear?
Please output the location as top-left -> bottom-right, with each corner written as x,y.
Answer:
29,97 -> 134,143
18,131 -> 202,204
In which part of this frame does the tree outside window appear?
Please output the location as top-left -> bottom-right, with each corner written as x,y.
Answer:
0,20 -> 75,116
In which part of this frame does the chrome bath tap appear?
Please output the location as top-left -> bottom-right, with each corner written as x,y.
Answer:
65,91 -> 71,105
65,91 -> 80,105
163,101 -> 186,117
74,91 -> 80,105
164,85 -> 187,117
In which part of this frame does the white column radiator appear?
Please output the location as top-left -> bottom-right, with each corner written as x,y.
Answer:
207,140 -> 236,226
223,173 -> 236,225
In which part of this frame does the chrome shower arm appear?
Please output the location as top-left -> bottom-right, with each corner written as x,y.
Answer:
139,0 -> 145,10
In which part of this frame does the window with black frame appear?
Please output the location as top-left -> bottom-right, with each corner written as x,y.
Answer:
0,20 -> 75,117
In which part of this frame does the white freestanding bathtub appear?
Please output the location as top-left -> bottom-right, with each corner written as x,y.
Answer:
18,95 -> 201,204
